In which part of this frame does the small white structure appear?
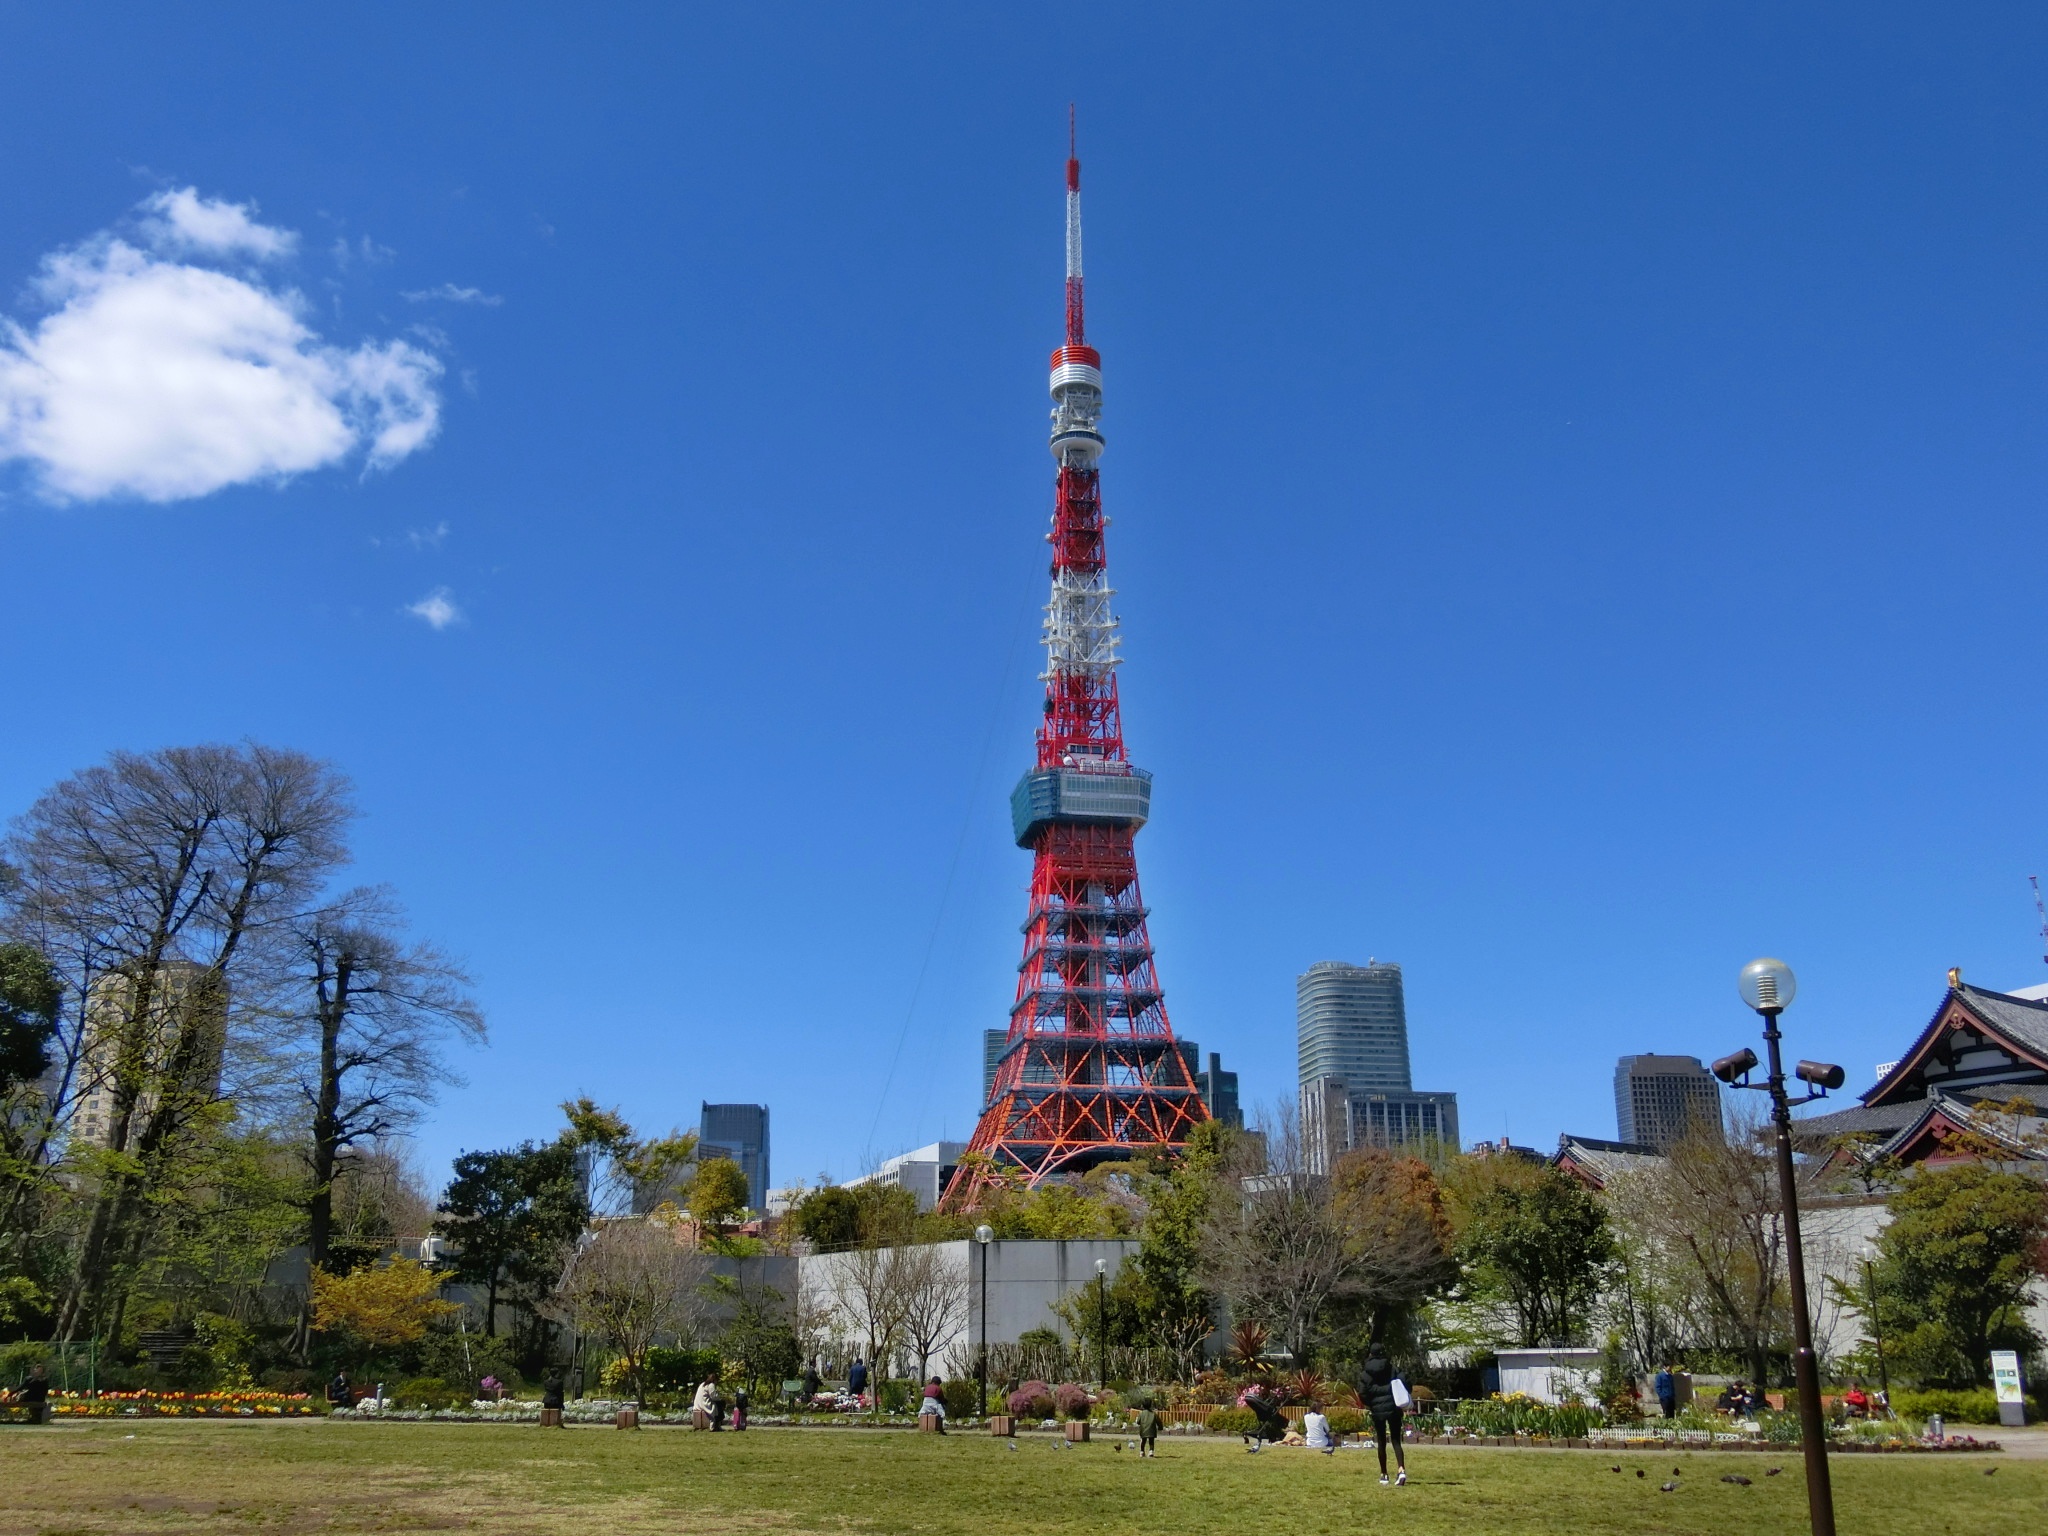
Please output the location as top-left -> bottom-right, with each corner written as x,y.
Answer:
842,1142 -> 968,1213
1496,1348 -> 1602,1404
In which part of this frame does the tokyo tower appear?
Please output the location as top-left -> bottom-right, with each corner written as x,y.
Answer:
943,129 -> 1208,1208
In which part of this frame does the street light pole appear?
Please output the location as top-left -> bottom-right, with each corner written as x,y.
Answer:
975,1225 -> 994,1420
1719,958 -> 1838,1536
1094,1258 -> 1108,1392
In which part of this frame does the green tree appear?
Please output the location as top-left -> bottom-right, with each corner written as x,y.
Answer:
693,1156 -> 751,1233
1447,1157 -> 1615,1347
0,942 -> 61,1094
435,1141 -> 589,1336
1862,1163 -> 2048,1387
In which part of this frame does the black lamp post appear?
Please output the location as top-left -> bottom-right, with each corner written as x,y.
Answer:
1713,957 -> 1842,1536
975,1225 -> 994,1418
1094,1257 -> 1108,1392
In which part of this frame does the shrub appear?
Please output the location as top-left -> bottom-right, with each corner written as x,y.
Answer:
393,1376 -> 459,1410
1890,1389 -> 2002,1425
1325,1407 -> 1365,1439
878,1379 -> 914,1414
1205,1406 -> 1257,1436
1054,1382 -> 1093,1420
942,1378 -> 980,1419
1007,1380 -> 1054,1418
641,1346 -> 722,1393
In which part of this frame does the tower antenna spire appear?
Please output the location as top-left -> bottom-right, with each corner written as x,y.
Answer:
944,124 -> 1207,1210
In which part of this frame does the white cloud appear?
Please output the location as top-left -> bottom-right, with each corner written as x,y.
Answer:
407,520 -> 449,550
405,587 -> 463,629
139,188 -> 296,260
402,283 -> 502,306
0,194 -> 441,503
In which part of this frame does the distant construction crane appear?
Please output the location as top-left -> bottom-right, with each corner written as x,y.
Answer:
2031,875 -> 2048,966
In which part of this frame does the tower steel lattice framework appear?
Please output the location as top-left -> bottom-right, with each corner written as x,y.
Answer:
943,132 -> 1208,1209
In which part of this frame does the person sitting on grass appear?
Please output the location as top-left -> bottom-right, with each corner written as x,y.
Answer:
1303,1407 -> 1335,1455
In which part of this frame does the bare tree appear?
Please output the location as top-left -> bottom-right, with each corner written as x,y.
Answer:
290,887 -> 484,1276
2,745 -> 353,1340
1634,1115 -> 1814,1383
548,1219 -> 705,1408
1201,1103 -> 1354,1365
830,1240 -> 911,1397
896,1243 -> 970,1383
1329,1146 -> 1459,1336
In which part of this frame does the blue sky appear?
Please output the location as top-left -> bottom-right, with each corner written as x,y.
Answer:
6,5 -> 2048,1192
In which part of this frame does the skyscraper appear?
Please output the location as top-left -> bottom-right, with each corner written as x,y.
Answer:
1613,1055 -> 1721,1150
1297,960 -> 1458,1167
1297,961 -> 1412,1091
698,1102 -> 770,1213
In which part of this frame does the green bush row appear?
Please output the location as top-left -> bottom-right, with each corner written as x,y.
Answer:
1887,1389 -> 2003,1425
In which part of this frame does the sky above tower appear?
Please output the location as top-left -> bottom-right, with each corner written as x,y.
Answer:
6,4 -> 2048,1187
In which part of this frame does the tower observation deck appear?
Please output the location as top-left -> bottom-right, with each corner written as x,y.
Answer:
943,131 -> 1208,1208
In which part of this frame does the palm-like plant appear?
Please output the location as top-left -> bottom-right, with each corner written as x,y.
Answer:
1287,1368 -> 1325,1408
1227,1320 -> 1270,1374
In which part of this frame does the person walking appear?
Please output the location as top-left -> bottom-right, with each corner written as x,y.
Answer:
1357,1343 -> 1407,1486
1654,1365 -> 1677,1420
848,1356 -> 869,1402
1135,1401 -> 1162,1457
732,1386 -> 749,1431
802,1358 -> 822,1403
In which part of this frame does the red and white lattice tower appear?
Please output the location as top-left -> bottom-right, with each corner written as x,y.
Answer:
943,131 -> 1208,1208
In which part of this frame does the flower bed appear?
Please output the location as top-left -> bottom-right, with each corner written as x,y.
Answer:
16,1391 -> 319,1419
328,1397 -> 947,1427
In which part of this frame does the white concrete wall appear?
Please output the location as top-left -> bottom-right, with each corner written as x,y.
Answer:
798,1238 -> 1138,1377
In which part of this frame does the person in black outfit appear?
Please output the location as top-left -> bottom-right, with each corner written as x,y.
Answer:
324,1372 -> 351,1412
14,1364 -> 51,1425
802,1359 -> 822,1403
542,1371 -> 566,1417
1357,1344 -> 1407,1485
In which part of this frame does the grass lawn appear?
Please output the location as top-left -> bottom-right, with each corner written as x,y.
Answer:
2,1421 -> 2039,1536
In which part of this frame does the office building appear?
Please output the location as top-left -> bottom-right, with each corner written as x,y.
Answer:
71,962 -> 227,1151
1196,1050 -> 1241,1129
699,1102 -> 770,1213
1298,961 -> 1412,1091
1297,960 -> 1458,1168
983,1029 -> 1008,1106
1613,1054 -> 1722,1151
843,1141 -> 968,1213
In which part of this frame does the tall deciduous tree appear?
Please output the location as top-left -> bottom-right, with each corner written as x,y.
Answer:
1329,1147 -> 1459,1340
1629,1121 -> 1797,1383
290,888 -> 484,1276
1201,1107 -> 1353,1365
436,1142 -> 589,1336
1862,1163 -> 2048,1387
1446,1155 -> 1615,1347
549,1219 -> 704,1408
2,744 -> 353,1340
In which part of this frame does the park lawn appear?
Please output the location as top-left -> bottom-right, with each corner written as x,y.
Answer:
1,1421 -> 2039,1536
